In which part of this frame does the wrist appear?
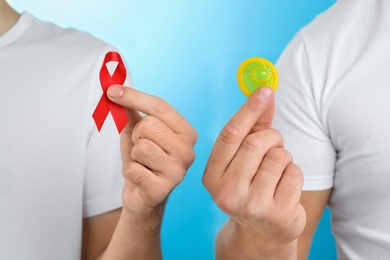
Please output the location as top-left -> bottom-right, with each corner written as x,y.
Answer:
121,202 -> 165,235
219,219 -> 297,260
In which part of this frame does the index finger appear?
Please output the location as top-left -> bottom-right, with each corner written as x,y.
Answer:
107,85 -> 193,136
205,87 -> 275,178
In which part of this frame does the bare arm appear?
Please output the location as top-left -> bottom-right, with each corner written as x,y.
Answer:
82,209 -> 122,260
82,85 -> 197,260
82,206 -> 164,260
297,190 -> 332,260
98,207 -> 164,260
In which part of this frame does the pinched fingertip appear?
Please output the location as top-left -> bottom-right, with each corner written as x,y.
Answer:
107,85 -> 125,99
254,86 -> 273,101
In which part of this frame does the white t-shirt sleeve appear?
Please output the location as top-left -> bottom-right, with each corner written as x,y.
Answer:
273,33 -> 336,191
82,48 -> 132,218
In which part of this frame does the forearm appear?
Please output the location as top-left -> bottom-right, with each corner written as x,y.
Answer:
98,206 -> 164,260
216,219 -> 297,260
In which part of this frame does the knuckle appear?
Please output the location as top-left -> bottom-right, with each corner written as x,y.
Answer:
189,127 -> 198,144
239,129 -> 284,154
216,196 -> 233,213
138,116 -> 173,139
241,134 -> 264,152
172,113 -> 185,125
170,157 -> 189,179
214,187 -> 238,214
122,162 -> 136,179
132,139 -> 163,161
170,164 -> 187,185
152,97 -> 170,115
133,171 -> 151,191
219,124 -> 241,144
266,128 -> 284,143
154,126 -> 173,141
181,146 -> 196,167
265,148 -> 292,166
242,203 -> 262,221
123,163 -> 151,191
135,116 -> 157,133
180,126 -> 198,147
201,174 -> 211,189
243,200 -> 272,223
285,163 -> 303,184
130,141 -> 143,159
171,142 -> 196,169
201,169 -> 215,191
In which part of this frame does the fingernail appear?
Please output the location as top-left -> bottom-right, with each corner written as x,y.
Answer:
107,85 -> 124,98
256,87 -> 272,101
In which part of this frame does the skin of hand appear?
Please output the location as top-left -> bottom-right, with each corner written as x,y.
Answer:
203,87 -> 306,259
108,84 -> 197,220
93,85 -> 197,260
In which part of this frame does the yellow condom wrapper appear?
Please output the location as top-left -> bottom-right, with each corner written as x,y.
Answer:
237,57 -> 278,96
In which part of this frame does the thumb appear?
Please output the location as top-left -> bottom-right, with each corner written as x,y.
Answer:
251,87 -> 275,132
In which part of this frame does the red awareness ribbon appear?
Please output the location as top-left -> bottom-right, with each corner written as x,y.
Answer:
92,51 -> 128,133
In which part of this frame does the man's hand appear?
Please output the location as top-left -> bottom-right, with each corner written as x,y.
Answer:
203,87 -> 306,259
94,85 -> 196,260
107,85 -> 197,219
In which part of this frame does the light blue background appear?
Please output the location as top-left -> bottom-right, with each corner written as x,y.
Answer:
9,0 -> 337,259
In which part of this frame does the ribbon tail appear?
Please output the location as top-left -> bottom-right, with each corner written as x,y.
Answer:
92,94 -> 110,131
108,102 -> 129,133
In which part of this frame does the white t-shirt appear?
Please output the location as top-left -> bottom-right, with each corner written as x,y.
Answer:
0,12 -> 129,259
273,0 -> 390,258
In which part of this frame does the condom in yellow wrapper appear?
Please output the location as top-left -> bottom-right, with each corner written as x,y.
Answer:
237,57 -> 278,96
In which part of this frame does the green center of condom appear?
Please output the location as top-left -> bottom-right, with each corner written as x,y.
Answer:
242,61 -> 273,93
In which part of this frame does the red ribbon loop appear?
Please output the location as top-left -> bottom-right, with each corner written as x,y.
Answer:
92,51 -> 128,133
